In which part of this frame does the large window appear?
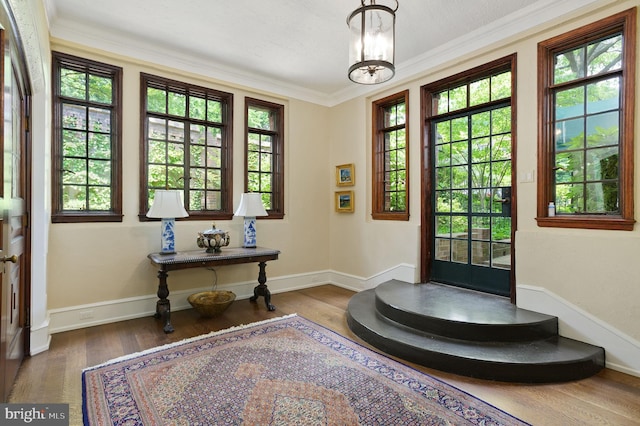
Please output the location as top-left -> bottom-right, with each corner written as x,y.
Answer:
537,8 -> 635,230
140,74 -> 233,220
372,90 -> 409,220
52,52 -> 122,223
245,98 -> 284,218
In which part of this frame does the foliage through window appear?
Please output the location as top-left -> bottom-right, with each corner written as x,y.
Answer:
421,56 -> 516,289
427,60 -> 514,265
537,8 -> 635,230
140,74 -> 233,220
372,91 -> 409,220
245,98 -> 284,218
52,52 -> 122,223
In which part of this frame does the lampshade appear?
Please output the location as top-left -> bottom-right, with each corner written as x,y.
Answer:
347,0 -> 398,85
234,193 -> 268,217
147,190 -> 189,218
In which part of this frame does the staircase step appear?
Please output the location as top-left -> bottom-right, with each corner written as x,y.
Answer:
375,280 -> 558,341
347,283 -> 605,383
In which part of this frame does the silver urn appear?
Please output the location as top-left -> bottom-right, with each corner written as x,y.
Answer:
197,224 -> 230,253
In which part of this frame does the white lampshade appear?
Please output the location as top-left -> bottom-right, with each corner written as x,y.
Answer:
147,190 -> 189,218
234,193 -> 268,217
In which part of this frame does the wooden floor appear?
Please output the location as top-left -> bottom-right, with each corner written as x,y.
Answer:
9,285 -> 640,425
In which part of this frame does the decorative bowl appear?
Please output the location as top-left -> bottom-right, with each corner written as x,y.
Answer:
197,224 -> 230,253
187,290 -> 236,317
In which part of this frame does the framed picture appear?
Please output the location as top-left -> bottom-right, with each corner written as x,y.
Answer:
336,163 -> 355,186
335,191 -> 354,213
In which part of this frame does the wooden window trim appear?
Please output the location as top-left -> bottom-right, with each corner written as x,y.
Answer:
139,73 -> 234,221
372,90 -> 410,221
244,97 -> 285,219
536,8 -> 636,231
51,52 -> 123,223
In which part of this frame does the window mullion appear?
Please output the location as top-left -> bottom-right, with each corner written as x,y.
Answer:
537,8 -> 635,230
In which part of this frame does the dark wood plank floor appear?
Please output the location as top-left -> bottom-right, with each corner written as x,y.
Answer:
9,285 -> 640,425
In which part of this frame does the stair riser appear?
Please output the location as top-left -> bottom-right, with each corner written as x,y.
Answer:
347,283 -> 605,383
347,312 -> 605,383
375,296 -> 558,342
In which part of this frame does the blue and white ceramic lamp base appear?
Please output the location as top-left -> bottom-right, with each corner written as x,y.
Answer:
159,216 -> 258,253
160,218 -> 177,254
243,216 -> 257,248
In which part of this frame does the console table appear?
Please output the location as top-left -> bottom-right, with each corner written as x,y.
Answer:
147,247 -> 280,333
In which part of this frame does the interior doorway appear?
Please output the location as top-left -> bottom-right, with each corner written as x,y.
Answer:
421,55 -> 516,299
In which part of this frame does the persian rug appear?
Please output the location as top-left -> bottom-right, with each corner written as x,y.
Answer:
82,314 -> 529,425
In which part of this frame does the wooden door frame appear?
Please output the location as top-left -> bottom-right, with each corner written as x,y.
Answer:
419,54 -> 518,302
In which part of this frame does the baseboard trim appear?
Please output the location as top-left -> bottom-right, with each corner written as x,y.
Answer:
47,265 -> 416,336
48,270 -> 327,334
29,315 -> 52,356
44,268 -> 639,378
517,284 -> 640,377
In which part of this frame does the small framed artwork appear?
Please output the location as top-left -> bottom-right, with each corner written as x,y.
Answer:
336,163 -> 355,187
335,191 -> 354,213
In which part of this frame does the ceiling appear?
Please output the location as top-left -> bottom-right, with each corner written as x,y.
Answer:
42,0 -> 607,105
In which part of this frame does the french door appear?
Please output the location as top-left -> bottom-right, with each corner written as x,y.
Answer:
422,56 -> 516,298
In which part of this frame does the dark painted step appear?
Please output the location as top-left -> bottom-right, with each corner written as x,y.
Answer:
376,280 -> 558,342
347,281 -> 605,383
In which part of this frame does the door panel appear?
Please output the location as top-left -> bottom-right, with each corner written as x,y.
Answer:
431,105 -> 512,296
0,4 -> 30,401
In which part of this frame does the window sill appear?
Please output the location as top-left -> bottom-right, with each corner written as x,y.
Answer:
372,212 -> 410,221
536,215 -> 635,231
52,213 -> 124,223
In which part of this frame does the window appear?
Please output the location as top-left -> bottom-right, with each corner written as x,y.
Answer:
52,52 -> 122,222
537,8 -> 635,230
140,74 -> 233,220
245,98 -> 284,218
372,90 -> 409,220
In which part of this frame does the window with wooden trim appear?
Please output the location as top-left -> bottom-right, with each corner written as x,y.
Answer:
372,90 -> 409,220
245,98 -> 284,218
52,52 -> 123,223
537,8 -> 636,230
140,74 -> 233,220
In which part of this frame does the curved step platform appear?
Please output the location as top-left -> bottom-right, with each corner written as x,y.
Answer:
347,280 -> 605,383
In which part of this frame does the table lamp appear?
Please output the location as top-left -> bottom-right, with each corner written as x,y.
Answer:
234,193 -> 268,248
147,190 -> 189,254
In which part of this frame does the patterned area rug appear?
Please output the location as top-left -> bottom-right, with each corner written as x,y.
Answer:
82,314 -> 529,425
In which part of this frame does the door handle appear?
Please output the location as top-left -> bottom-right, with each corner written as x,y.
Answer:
498,197 -> 510,204
2,255 -> 17,263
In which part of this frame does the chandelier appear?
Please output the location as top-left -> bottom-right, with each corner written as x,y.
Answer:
347,0 -> 398,84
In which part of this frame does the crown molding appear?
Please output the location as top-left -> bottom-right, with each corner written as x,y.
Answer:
330,0 -> 614,105
46,0 -> 615,107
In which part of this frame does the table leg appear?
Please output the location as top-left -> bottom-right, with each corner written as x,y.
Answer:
250,261 -> 275,311
155,269 -> 174,333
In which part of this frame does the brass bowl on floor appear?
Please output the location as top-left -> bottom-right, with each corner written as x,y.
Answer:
187,290 -> 236,317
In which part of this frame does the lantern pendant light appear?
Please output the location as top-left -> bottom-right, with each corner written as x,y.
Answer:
347,0 -> 398,84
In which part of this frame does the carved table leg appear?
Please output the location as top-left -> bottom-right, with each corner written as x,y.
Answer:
155,269 -> 174,333
249,261 -> 276,311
